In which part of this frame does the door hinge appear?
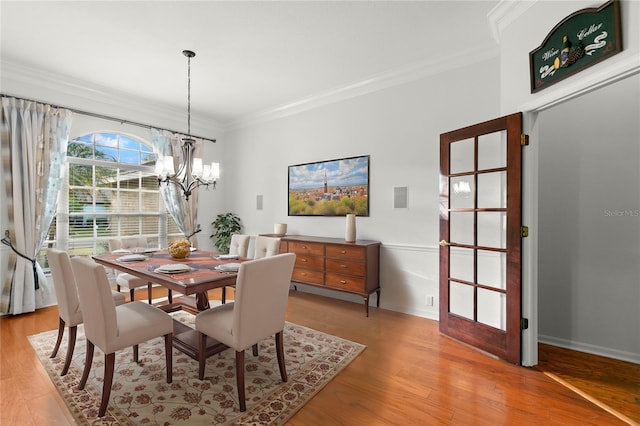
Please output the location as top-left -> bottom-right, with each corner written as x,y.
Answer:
521,134 -> 529,146
521,226 -> 529,237
521,318 -> 529,330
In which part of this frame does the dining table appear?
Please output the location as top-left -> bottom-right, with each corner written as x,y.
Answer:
92,249 -> 245,360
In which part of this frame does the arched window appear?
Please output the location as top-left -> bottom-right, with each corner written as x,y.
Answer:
46,131 -> 180,258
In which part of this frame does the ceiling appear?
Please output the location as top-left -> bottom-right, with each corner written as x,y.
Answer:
1,1 -> 499,127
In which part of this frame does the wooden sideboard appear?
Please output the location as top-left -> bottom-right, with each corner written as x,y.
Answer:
276,235 -> 381,317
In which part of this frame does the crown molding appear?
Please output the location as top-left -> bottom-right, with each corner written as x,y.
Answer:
2,42 -> 500,135
224,43 -> 500,131
487,0 -> 537,43
0,61 -> 224,137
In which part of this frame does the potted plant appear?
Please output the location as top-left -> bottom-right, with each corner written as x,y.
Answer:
210,213 -> 242,253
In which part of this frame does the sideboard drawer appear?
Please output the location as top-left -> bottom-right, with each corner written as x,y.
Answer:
326,244 -> 365,260
292,268 -> 324,286
289,241 -> 325,256
325,272 -> 365,292
325,258 -> 365,276
295,255 -> 324,270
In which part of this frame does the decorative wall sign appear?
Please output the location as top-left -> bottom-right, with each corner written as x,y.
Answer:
529,0 -> 622,93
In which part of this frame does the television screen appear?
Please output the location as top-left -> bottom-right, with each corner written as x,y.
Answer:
288,155 -> 369,216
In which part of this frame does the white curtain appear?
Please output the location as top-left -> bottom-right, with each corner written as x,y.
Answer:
1,97 -> 73,314
150,129 -> 199,245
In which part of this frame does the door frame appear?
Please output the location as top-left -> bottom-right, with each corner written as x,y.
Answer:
521,111 -> 538,367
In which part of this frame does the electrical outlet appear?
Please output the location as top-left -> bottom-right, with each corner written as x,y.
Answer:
426,295 -> 434,306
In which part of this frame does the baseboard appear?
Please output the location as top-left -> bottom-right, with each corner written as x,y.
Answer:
539,334 -> 640,364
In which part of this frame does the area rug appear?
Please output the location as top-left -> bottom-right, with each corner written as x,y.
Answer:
29,311 -> 366,425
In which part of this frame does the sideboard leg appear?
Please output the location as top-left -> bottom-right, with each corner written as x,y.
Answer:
376,289 -> 381,307
364,296 -> 369,317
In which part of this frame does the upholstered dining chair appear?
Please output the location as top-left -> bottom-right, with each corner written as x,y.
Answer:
229,234 -> 250,258
47,248 -> 126,376
108,237 -> 172,303
195,252 -> 296,412
70,256 -> 174,418
253,235 -> 281,259
221,234 -> 251,304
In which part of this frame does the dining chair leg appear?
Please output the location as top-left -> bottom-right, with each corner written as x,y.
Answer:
77,340 -> 95,390
116,284 -> 121,292
98,352 -> 116,417
252,344 -> 259,356
276,331 -> 287,382
221,287 -> 226,304
164,333 -> 173,383
61,325 -> 77,376
198,332 -> 207,380
129,289 -> 135,301
235,350 -> 246,412
167,289 -> 173,303
50,317 -> 65,358
147,283 -> 152,304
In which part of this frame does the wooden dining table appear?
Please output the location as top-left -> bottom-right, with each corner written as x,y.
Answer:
92,249 -> 244,360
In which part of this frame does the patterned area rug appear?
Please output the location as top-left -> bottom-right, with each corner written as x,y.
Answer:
29,311 -> 365,425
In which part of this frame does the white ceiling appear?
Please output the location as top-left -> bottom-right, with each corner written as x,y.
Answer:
1,1 -> 499,127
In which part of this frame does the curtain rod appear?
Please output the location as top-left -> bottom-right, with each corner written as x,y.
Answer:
0,93 -> 217,144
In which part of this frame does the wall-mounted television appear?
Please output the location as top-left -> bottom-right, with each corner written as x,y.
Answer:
288,155 -> 369,216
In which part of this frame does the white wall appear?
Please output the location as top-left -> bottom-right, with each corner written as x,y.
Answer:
216,59 -> 500,319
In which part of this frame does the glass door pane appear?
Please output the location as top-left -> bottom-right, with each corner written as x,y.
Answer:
450,138 -> 474,173
450,212 -> 474,245
477,288 -> 506,330
450,247 -> 474,283
477,250 -> 506,290
450,282 -> 474,320
478,130 -> 506,170
477,212 -> 506,248
450,176 -> 475,209
478,171 -> 506,208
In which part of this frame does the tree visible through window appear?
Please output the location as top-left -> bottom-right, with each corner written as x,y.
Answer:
41,132 -> 181,265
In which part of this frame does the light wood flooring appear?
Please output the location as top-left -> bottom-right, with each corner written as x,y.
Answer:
1,288 -> 637,425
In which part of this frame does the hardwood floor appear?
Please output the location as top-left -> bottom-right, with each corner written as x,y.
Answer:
0,288 -> 635,425
537,343 -> 639,425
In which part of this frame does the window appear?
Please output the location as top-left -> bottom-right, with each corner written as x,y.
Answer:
40,132 -> 180,265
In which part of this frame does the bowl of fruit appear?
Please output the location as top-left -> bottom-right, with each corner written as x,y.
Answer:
168,240 -> 191,259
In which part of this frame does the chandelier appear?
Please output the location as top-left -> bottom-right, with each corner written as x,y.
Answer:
156,50 -> 219,201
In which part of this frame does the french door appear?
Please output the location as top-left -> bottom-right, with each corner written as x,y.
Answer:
439,112 -> 523,365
